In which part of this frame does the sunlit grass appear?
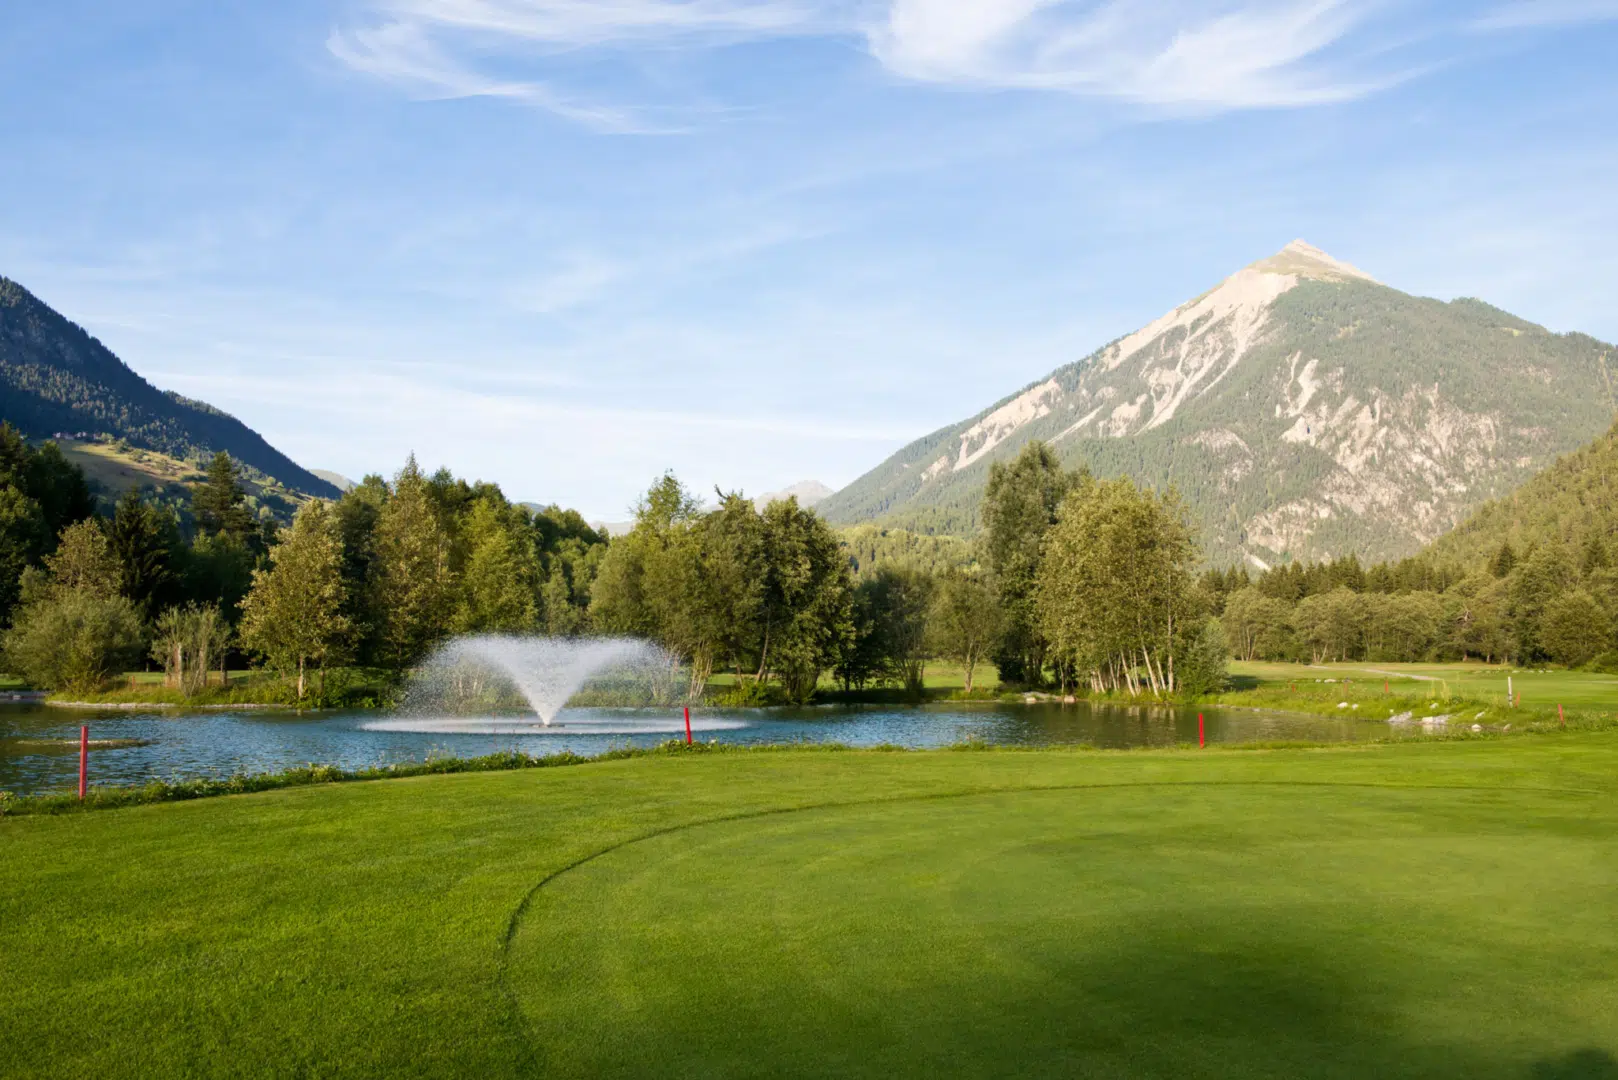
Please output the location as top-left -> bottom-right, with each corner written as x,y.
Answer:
3,736 -> 1616,1077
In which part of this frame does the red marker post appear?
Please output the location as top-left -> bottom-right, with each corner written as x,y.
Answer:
1198,713 -> 1205,749
683,705 -> 692,745
78,724 -> 88,801
1559,703 -> 1565,729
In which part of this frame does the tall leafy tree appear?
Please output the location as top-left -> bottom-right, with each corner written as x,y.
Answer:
542,566 -> 587,636
453,499 -> 540,634
332,476 -> 387,662
928,569 -> 1001,693
753,497 -> 852,701
981,441 -> 1081,686
861,566 -> 935,695
590,473 -> 701,640
1540,589 -> 1612,667
1220,586 -> 1290,661
1290,588 -> 1366,663
240,501 -> 351,701
370,457 -> 455,671
1037,478 -> 1199,696
1506,545 -> 1573,662
45,520 -> 124,598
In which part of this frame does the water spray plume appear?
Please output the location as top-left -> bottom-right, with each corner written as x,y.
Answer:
364,635 -> 745,737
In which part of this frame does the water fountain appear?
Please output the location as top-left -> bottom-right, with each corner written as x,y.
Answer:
361,634 -> 747,736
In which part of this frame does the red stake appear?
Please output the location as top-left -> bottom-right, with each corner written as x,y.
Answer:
683,705 -> 692,745
1559,703 -> 1565,729
1198,713 -> 1205,749
1385,680 -> 1389,695
78,725 -> 88,800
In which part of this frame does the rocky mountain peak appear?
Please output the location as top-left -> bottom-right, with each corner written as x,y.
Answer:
1249,239 -> 1378,284
819,243 -> 1615,566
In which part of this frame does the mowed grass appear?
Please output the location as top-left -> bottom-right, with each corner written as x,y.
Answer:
1231,659 -> 1618,711
4,739 -> 1618,1078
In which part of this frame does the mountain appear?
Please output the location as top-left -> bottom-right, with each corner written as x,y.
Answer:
818,241 -> 1618,566
312,469 -> 357,493
0,275 -> 340,499
1426,417 -> 1618,569
755,480 -> 834,510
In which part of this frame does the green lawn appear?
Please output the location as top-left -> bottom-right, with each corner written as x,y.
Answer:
1231,659 -> 1618,711
4,738 -> 1618,1077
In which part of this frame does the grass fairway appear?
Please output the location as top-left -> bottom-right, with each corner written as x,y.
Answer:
1230,659 -> 1618,711
4,740 -> 1618,1078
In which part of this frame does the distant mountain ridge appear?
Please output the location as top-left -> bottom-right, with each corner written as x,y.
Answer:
819,242 -> 1618,566
312,469 -> 356,493
0,275 -> 339,499
754,480 -> 833,510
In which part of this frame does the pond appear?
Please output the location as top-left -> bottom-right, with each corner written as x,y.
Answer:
1,700 -> 1397,798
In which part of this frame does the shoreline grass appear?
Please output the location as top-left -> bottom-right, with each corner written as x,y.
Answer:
8,709 -> 1617,818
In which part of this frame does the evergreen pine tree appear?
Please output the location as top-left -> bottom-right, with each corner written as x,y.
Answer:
193,451 -> 255,539
107,489 -> 181,617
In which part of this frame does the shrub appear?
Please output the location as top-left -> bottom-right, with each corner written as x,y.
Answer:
2,590 -> 145,691
710,680 -> 789,707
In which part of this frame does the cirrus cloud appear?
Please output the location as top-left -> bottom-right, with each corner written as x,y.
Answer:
328,0 -> 1614,128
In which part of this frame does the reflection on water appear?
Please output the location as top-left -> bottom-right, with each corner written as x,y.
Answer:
2,700 -> 1390,798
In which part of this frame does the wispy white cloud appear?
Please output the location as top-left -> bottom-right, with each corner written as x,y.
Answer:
869,0 -> 1399,107
1474,0 -> 1618,30
327,18 -> 656,130
382,0 -> 822,44
330,0 -> 1445,125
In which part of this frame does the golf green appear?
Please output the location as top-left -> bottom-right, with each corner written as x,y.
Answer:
4,739 -> 1618,1078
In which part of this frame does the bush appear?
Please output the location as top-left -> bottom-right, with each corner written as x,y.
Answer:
2,590 -> 145,691
1177,616 -> 1231,698
709,680 -> 789,707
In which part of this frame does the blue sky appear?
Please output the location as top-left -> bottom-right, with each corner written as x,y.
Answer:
3,1 -> 1617,518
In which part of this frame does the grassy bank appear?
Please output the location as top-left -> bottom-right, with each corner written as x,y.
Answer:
12,658 -> 1614,714
2,736 -> 1616,1077
1229,659 -> 1618,710
35,667 -> 395,709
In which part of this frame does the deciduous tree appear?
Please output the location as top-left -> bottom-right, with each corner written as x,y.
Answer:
240,501 -> 350,700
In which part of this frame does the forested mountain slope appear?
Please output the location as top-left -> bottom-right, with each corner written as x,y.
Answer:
818,242 -> 1618,566
1427,419 -> 1618,568
0,276 -> 338,499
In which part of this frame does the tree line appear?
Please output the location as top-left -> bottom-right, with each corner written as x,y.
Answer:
21,423 -> 1606,707
1206,534 -> 1618,669
0,427 -> 607,698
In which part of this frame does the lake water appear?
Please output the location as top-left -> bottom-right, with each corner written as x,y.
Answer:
1,701 -> 1394,798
